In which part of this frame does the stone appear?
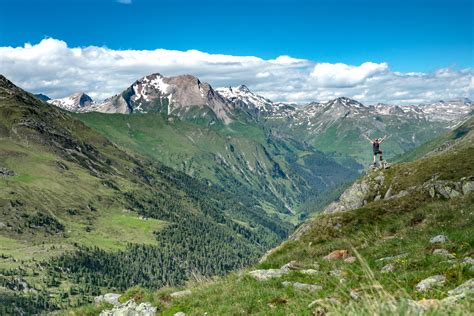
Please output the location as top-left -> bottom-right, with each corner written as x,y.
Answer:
100,299 -> 157,316
447,278 -> 474,296
94,293 -> 122,306
381,263 -> 395,273
462,181 -> 474,195
461,257 -> 474,271
441,293 -> 466,305
432,248 -> 455,259
300,269 -> 318,275
174,313 -> 186,316
415,275 -> 446,292
430,235 -> 449,244
344,256 -> 356,263
414,299 -> 441,309
280,260 -> 304,271
323,250 -> 349,260
329,269 -> 342,277
169,289 -> 192,298
249,268 -> 288,281
282,281 -> 322,292
377,253 -> 408,262
374,174 -> 385,184
0,167 -> 15,177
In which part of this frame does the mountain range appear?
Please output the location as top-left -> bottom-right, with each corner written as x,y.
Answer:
46,73 -> 473,167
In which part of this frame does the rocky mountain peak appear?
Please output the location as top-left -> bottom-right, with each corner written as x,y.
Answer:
48,92 -> 94,112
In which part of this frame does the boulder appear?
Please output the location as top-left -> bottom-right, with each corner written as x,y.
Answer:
0,167 -> 15,177
324,250 -> 349,260
432,249 -> 455,259
100,299 -> 156,316
415,275 -> 446,292
249,268 -> 288,281
324,180 -> 370,213
462,181 -> 474,195
430,235 -> 449,244
282,281 -> 322,292
169,290 -> 192,298
174,313 -> 186,316
344,256 -> 356,264
447,278 -> 474,296
441,293 -> 466,305
95,293 -> 122,306
461,257 -> 474,271
300,269 -> 318,275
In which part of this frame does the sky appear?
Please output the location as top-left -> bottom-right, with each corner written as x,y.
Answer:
0,0 -> 472,104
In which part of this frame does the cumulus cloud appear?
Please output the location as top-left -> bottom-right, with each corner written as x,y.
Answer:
0,38 -> 471,104
117,0 -> 132,4
310,62 -> 389,87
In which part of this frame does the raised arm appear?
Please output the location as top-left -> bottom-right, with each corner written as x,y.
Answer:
362,133 -> 373,143
379,135 -> 388,143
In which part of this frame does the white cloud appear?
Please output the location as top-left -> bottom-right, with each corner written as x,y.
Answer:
310,62 -> 389,87
0,38 -> 471,105
117,0 -> 132,4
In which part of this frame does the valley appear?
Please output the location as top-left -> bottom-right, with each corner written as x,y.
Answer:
0,72 -> 472,315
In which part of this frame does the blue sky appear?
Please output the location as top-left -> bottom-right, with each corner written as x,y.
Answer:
0,0 -> 472,103
1,0 -> 471,71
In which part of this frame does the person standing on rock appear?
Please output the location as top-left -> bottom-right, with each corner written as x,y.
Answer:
363,133 -> 388,167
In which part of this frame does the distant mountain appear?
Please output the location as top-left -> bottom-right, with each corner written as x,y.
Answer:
260,95 -> 473,166
48,92 -> 94,112
34,93 -> 50,101
96,73 -> 236,124
46,75 -> 472,167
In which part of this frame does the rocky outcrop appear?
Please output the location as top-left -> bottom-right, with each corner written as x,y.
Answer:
415,275 -> 446,292
447,278 -> 474,296
324,167 -> 473,215
324,179 -> 370,213
95,293 -> 122,306
249,268 -> 289,281
99,299 -> 156,316
0,167 -> 16,177
430,235 -> 449,244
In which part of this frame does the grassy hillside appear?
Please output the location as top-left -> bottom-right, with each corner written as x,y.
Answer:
75,112 -> 358,220
0,76 -> 292,314
89,118 -> 474,315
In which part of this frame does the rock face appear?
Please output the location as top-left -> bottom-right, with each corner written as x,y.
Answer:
415,275 -> 446,292
97,73 -> 235,124
99,299 -> 156,316
324,180 -> 370,213
94,293 -> 122,306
